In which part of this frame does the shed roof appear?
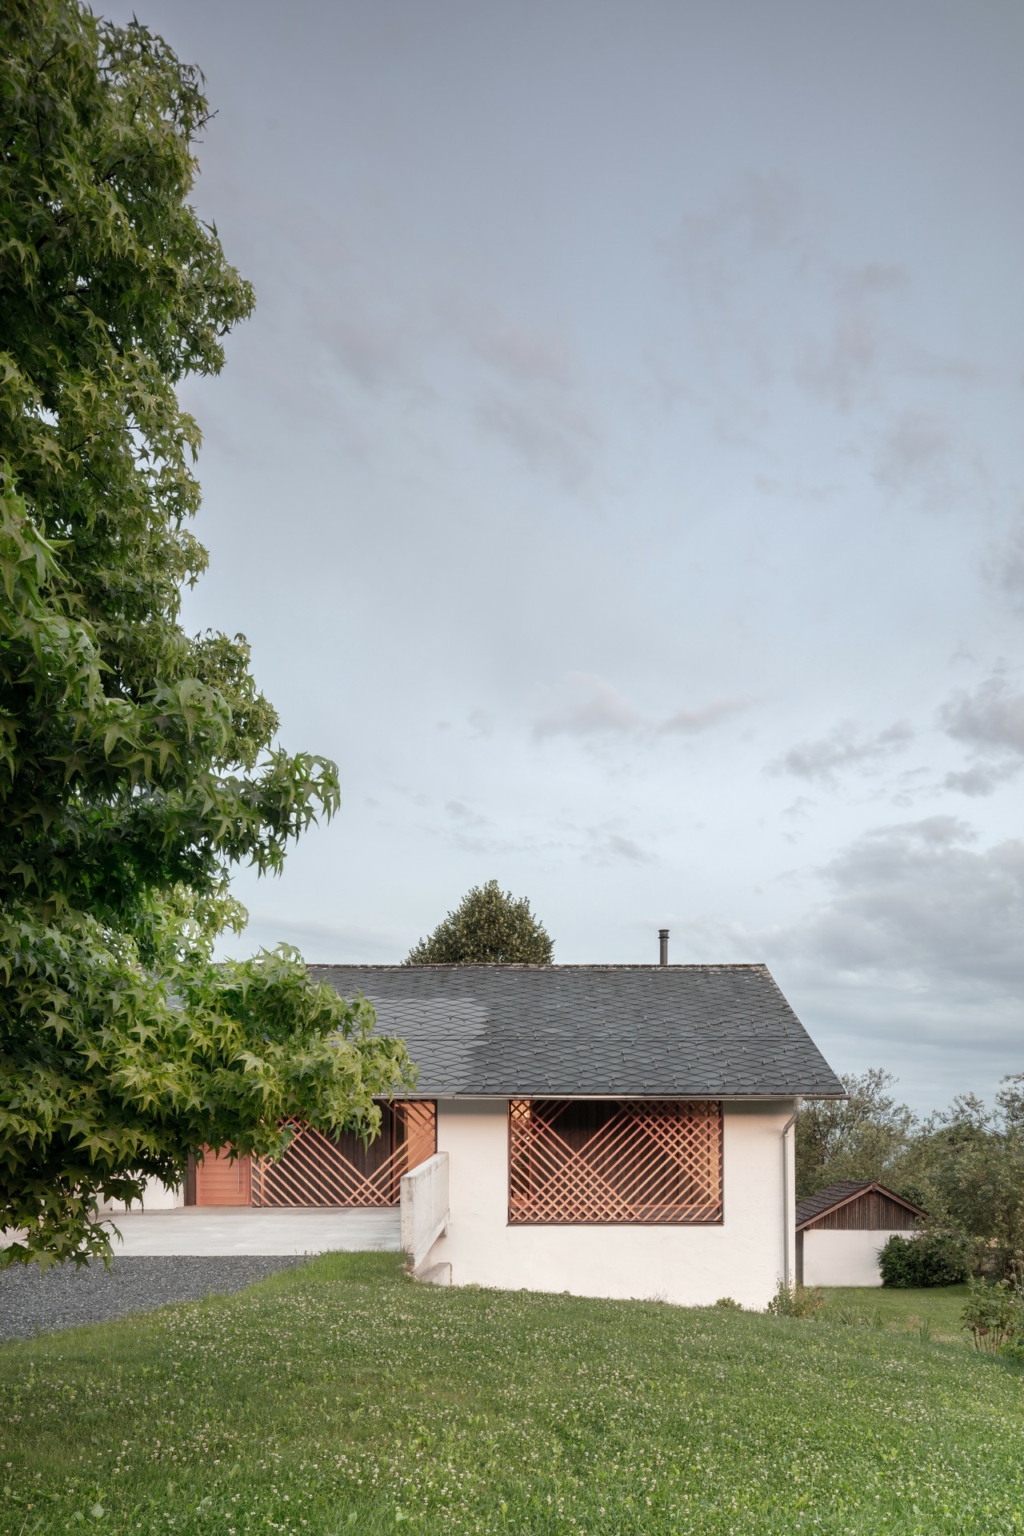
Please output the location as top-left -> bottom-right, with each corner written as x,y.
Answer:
795,1180 -> 927,1231
310,962 -> 845,1100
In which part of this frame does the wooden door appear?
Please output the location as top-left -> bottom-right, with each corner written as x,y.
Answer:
194,1149 -> 252,1206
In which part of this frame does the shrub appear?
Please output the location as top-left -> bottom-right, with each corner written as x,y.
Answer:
713,1297 -> 742,1310
961,1277 -> 1020,1351
879,1229 -> 969,1288
766,1281 -> 823,1318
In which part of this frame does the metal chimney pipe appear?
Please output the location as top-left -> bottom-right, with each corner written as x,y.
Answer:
658,928 -> 669,966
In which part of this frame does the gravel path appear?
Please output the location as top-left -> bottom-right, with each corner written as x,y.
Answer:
0,1255 -> 308,1341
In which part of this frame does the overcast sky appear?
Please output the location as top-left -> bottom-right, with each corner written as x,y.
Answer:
109,0 -> 1023,1113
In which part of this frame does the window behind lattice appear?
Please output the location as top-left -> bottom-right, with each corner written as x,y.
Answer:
252,1101 -> 436,1208
508,1099 -> 723,1224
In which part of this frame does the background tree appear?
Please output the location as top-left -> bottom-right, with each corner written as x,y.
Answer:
894,1083 -> 1024,1276
0,0 -> 412,1267
796,1069 -> 916,1201
799,1070 -> 1024,1279
405,880 -> 553,965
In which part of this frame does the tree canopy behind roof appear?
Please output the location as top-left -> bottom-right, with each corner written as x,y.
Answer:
405,881 -> 554,965
0,0 -> 412,1268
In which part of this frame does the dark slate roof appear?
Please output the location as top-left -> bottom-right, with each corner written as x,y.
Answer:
795,1180 -> 927,1230
309,963 -> 845,1100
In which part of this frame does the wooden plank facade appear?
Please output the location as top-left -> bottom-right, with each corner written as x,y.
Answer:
796,1181 -> 926,1233
805,1189 -> 919,1231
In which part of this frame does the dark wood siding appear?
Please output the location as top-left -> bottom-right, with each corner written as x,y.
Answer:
806,1190 -> 920,1231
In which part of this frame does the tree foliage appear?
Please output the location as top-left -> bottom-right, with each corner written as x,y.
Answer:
0,0 -> 412,1266
798,1069 -> 1024,1279
405,880 -> 553,966
795,1070 -> 915,1202
896,1084 -> 1024,1276
878,1230 -> 969,1288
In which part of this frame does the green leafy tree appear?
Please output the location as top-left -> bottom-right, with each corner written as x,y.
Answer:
405,880 -> 553,965
796,1069 -> 916,1201
0,0 -> 412,1267
896,1086 -> 1024,1277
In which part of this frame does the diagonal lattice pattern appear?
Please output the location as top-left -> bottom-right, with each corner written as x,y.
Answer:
509,1099 -> 722,1224
252,1101 -> 436,1208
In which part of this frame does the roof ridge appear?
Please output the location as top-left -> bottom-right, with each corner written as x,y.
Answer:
307,962 -> 771,971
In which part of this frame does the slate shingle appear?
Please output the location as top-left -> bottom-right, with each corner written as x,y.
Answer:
309,963 -> 845,1099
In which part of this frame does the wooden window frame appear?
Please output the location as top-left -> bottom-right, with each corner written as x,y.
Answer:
507,1098 -> 724,1227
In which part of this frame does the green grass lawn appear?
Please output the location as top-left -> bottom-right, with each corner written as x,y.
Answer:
2,1256 -> 1023,1536
818,1284 -> 971,1343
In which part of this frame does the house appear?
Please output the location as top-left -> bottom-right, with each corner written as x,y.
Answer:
180,959 -> 843,1310
795,1180 -> 927,1288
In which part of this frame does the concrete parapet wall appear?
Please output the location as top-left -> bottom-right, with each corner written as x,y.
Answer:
400,1151 -> 450,1272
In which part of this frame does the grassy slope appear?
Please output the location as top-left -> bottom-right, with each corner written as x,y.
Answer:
1,1257 -> 1022,1536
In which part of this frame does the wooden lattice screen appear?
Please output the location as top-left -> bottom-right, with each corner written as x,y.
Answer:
509,1099 -> 723,1224
252,1101 -> 436,1208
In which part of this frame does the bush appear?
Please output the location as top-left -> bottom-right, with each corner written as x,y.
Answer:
713,1297 -> 742,1310
961,1277 -> 1020,1351
879,1230 -> 969,1288
766,1281 -> 823,1317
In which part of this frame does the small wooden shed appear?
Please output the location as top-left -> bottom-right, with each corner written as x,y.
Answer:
796,1180 -> 926,1287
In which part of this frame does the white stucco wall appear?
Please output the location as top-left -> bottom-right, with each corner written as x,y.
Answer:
802,1227 -> 904,1287
424,1098 -> 795,1310
96,1177 -> 184,1215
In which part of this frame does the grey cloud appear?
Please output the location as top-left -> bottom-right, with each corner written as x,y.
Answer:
443,298 -> 574,388
944,764 -> 1020,798
535,675 -> 751,741
666,814 -> 1024,1103
873,409 -> 954,496
446,799 -> 490,829
769,720 -> 913,784
585,827 -> 655,866
941,677 -> 1024,755
534,673 -> 641,739
475,390 -> 600,491
661,698 -> 751,734
986,518 -> 1024,616
840,263 -> 909,300
797,314 -> 879,411
673,179 -> 921,416
676,174 -> 822,297
775,818 -> 1024,999
320,312 -> 408,391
